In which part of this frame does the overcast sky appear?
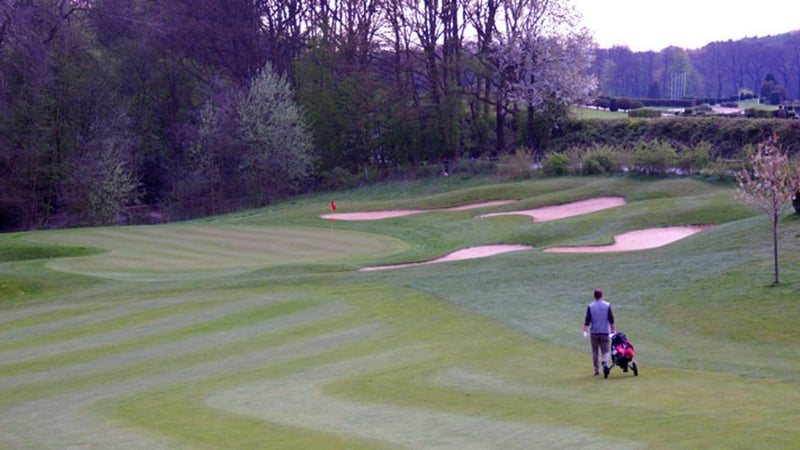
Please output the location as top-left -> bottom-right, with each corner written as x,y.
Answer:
572,0 -> 800,52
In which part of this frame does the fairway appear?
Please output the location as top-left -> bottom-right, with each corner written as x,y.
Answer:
1,177 -> 799,449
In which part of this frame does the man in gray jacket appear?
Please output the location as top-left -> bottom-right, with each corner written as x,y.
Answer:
583,289 -> 615,376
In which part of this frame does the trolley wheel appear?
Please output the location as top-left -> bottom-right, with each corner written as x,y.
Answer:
632,362 -> 638,376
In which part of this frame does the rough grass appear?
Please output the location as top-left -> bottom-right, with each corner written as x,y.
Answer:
1,176 -> 799,449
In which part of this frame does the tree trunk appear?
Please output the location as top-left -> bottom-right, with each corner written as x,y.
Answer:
527,102 -> 535,154
773,214 -> 780,284
495,102 -> 504,156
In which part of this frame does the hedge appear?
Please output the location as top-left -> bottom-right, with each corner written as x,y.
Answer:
550,117 -> 800,159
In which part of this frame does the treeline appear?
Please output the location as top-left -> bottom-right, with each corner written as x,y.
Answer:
595,32 -> 800,102
0,0 -> 595,231
3,1 -> 796,232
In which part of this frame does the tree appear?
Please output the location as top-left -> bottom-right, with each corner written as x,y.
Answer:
155,0 -> 266,85
237,62 -> 315,203
64,114 -> 140,226
495,0 -> 596,156
735,137 -> 800,285
647,81 -> 661,98
176,78 -> 243,217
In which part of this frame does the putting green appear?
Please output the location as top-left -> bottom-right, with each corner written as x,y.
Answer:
25,225 -> 407,281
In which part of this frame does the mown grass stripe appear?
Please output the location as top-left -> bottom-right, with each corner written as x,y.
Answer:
0,302 -> 354,389
0,323 -> 383,450
0,295 -> 292,365
0,294 -> 207,345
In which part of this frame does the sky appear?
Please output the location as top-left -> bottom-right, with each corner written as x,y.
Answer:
571,0 -> 800,52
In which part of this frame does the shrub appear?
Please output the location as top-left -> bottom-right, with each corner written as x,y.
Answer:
542,152 -> 573,176
319,166 -> 359,191
639,98 -> 700,107
628,108 -> 662,118
616,97 -> 633,110
452,157 -> 497,176
581,146 -> 622,175
683,104 -> 714,116
677,141 -> 712,175
550,117 -> 800,160
497,147 -> 536,179
745,108 -> 772,119
594,98 -> 611,109
773,109 -> 791,119
631,140 -> 677,175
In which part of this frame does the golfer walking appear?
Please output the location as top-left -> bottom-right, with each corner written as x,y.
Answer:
583,289 -> 615,377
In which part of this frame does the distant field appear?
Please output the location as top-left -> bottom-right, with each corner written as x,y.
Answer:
572,106 -> 627,119
1,176 -> 799,449
574,98 -> 779,120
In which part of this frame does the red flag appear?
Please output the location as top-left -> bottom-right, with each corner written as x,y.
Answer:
331,200 -> 336,212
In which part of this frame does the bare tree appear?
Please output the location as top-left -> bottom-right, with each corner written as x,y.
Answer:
156,0 -> 266,84
463,0 -> 500,151
736,136 -> 800,285
258,0 -> 307,76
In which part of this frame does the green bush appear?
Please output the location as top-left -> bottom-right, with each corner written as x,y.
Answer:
319,166 -> 360,191
452,157 -> 497,176
594,98 -> 611,109
616,97 -> 633,110
497,147 -> 536,179
541,152 -> 573,176
745,108 -> 772,119
551,117 -> 800,160
677,141 -> 712,174
628,108 -> 662,118
581,146 -> 622,175
631,140 -> 677,175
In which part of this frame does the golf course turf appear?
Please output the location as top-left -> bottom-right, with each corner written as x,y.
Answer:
1,176 -> 799,449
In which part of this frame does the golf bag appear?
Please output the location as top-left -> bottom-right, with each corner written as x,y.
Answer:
606,332 -> 638,378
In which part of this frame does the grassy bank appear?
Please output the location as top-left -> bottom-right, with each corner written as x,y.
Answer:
1,176 -> 798,449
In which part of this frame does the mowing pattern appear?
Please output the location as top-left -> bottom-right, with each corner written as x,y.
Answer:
25,225 -> 406,281
0,281 -> 632,449
1,224 -> 642,449
2,182 -> 799,449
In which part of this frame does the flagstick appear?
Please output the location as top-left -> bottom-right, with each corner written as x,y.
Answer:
329,200 -> 336,239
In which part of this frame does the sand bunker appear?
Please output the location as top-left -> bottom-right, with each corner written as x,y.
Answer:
477,196 -> 626,222
349,197 -> 709,270
359,245 -> 533,271
544,225 -> 713,253
321,200 -> 515,221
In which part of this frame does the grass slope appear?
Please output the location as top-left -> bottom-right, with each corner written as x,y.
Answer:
1,176 -> 798,449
